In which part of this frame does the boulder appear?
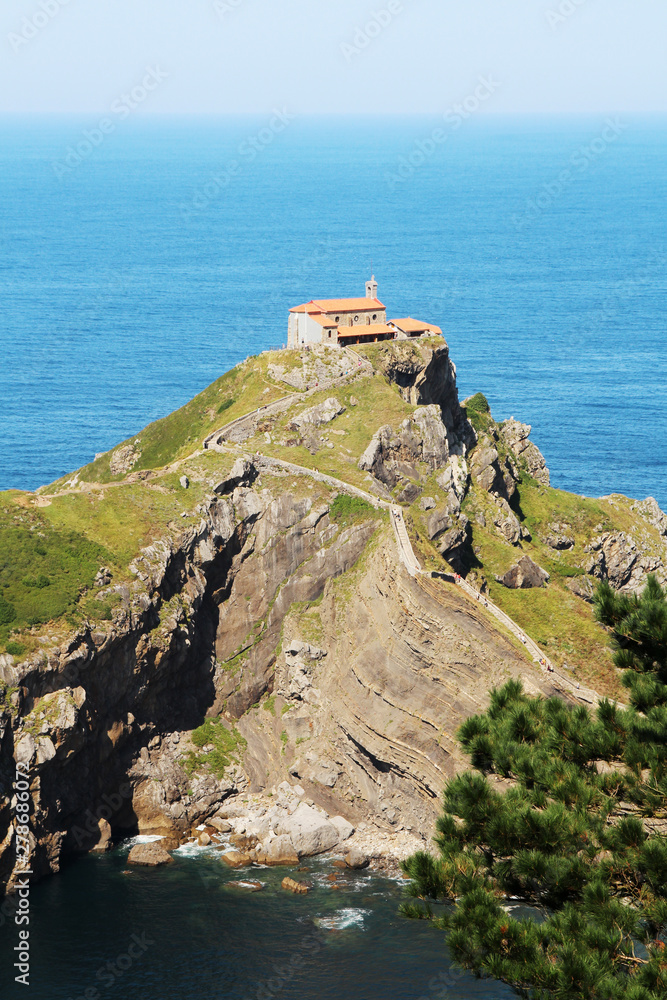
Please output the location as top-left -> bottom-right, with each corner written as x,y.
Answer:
345,849 -> 370,870
427,509 -> 451,541
419,496 -> 436,511
254,835 -> 299,866
275,802 -> 340,857
230,833 -> 258,851
499,556 -> 550,590
288,398 -> 346,434
567,576 -> 595,602
396,482 -> 422,505
179,475 -> 189,490
282,877 -> 309,895
330,816 -> 355,842
220,850 -> 251,869
127,842 -> 173,867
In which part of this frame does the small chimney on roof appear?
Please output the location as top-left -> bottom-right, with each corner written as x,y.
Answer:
365,274 -> 378,300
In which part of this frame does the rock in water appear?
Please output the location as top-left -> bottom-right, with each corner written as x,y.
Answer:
127,842 -> 173,867
220,850 -> 251,869
345,849 -> 370,870
281,877 -> 309,895
498,556 -> 550,590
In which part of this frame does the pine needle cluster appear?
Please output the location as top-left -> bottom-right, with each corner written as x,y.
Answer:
401,576 -> 667,999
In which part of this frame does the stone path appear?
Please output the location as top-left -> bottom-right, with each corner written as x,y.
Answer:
205,363 -> 601,707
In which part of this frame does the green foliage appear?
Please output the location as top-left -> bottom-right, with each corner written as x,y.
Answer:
4,641 -> 25,657
402,679 -> 667,999
464,393 -> 493,433
181,718 -> 246,780
0,593 -> 17,626
594,574 -> 667,711
0,503 -> 110,638
329,493 -> 376,525
217,398 -> 235,415
263,695 -> 276,716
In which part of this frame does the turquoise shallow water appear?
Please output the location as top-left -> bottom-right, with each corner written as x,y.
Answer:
0,115 -> 666,505
0,844 -> 515,1000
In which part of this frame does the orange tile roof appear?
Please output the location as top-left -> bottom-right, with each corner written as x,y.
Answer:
337,323 -> 395,338
390,317 -> 443,336
289,301 -> 320,314
308,313 -> 338,328
313,298 -> 385,313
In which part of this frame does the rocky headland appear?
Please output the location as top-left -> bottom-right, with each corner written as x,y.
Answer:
2,338 -> 667,895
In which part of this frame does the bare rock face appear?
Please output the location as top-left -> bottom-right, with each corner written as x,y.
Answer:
358,406 -> 457,489
583,532 -> 665,593
632,498 -> 667,537
288,398 -> 346,434
127,842 -> 173,867
498,419 -> 550,487
372,341 -> 475,451
499,556 -> 550,589
109,444 -> 140,477
214,457 -> 258,496
491,498 -> 521,546
544,523 -> 575,550
469,434 -> 519,503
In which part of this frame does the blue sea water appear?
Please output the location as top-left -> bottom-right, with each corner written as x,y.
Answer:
0,114 -> 666,506
0,847 -> 516,1000
0,115 -> 666,999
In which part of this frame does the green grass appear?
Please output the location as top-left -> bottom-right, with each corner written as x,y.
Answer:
181,718 -> 247,779
329,494 -> 376,525
0,494 -> 111,642
263,695 -> 276,716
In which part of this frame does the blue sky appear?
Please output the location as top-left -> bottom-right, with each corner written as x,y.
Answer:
2,0 -> 666,115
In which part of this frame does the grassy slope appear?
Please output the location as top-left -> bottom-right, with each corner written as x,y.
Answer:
1,342 -> 663,706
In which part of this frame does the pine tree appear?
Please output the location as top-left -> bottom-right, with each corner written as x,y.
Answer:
401,576 -> 667,999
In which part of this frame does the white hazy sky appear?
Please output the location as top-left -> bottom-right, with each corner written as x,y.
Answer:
2,0 -> 666,115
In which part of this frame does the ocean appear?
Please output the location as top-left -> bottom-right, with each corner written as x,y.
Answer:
0,115 -> 665,505
0,115 -> 666,999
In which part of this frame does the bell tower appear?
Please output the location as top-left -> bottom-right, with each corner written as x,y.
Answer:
365,274 -> 378,301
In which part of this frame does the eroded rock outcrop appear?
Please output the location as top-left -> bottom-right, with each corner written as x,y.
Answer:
499,556 -> 550,590
498,419 -> 550,487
